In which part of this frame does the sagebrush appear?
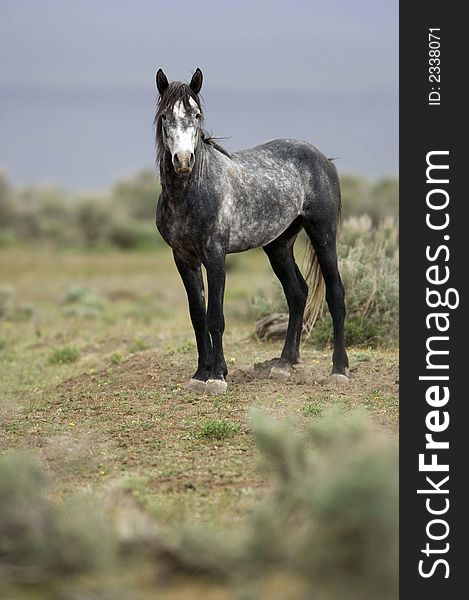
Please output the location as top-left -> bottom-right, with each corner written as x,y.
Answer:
252,216 -> 399,347
314,215 -> 399,347
0,410 -> 397,599
0,169 -> 397,251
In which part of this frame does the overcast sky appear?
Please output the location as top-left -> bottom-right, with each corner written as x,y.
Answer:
0,0 -> 398,191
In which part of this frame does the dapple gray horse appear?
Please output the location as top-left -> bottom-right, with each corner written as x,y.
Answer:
155,68 -> 348,394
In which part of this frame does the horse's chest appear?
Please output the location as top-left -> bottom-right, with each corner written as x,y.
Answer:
156,199 -> 213,257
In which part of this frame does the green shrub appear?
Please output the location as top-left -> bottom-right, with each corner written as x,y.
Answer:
302,400 -> 323,417
0,454 -> 51,564
75,196 -> 110,246
252,410 -> 398,599
61,284 -> 106,318
313,217 -> 398,347
45,496 -> 116,574
13,185 -> 72,243
48,345 -> 81,364
128,338 -> 148,353
37,191 -> 74,243
249,287 -> 286,320
62,285 -> 86,304
111,169 -> 160,221
0,454 -> 116,578
108,352 -> 123,365
108,218 -> 157,250
199,419 -> 241,440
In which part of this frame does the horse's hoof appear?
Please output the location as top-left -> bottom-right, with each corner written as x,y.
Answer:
329,373 -> 349,384
185,378 -> 207,393
206,379 -> 228,395
269,365 -> 291,380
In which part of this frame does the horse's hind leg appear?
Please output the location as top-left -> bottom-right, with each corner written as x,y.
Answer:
173,252 -> 213,392
263,235 -> 308,379
302,218 -> 349,380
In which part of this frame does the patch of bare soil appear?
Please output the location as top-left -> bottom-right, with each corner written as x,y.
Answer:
2,341 -> 398,522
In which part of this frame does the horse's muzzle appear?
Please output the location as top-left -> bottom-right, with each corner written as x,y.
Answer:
173,152 -> 195,174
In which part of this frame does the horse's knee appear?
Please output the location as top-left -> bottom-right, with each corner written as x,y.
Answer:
289,291 -> 307,315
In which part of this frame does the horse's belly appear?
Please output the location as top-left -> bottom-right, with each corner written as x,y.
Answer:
226,202 -> 301,253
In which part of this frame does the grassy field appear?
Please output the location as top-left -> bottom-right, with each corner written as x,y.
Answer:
0,245 -> 398,598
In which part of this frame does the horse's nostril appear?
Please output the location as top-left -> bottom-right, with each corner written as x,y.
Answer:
173,153 -> 192,173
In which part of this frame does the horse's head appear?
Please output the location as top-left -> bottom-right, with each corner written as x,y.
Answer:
155,68 -> 204,175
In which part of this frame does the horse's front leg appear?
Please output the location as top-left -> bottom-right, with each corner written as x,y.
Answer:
204,247 -> 228,394
173,252 -> 213,393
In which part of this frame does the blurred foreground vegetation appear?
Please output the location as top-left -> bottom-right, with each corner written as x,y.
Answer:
0,169 -> 398,250
0,410 -> 397,600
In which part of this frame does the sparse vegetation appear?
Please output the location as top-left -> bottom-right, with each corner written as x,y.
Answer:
108,352 -> 123,365
302,399 -> 324,417
128,338 -> 148,353
198,419 -> 241,440
48,345 -> 81,365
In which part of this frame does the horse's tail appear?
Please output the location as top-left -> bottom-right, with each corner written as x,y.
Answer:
302,240 -> 326,337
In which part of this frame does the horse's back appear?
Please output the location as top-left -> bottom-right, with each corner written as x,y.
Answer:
230,138 -> 338,203
211,139 -> 338,253
234,138 -> 331,170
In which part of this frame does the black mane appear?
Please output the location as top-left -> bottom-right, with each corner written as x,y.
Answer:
154,81 -> 231,162
201,133 -> 232,159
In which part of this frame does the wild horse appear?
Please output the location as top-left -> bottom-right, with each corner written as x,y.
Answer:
155,68 -> 348,394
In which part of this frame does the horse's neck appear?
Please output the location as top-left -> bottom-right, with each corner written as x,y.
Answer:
160,153 -> 188,202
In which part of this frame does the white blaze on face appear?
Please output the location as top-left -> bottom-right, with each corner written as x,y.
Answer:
167,98 -> 198,160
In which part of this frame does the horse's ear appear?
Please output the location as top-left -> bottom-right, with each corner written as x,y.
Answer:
156,69 -> 169,94
189,68 -> 203,94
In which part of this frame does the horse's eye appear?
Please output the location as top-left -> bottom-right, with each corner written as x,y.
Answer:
195,113 -> 202,120
161,114 -> 167,121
